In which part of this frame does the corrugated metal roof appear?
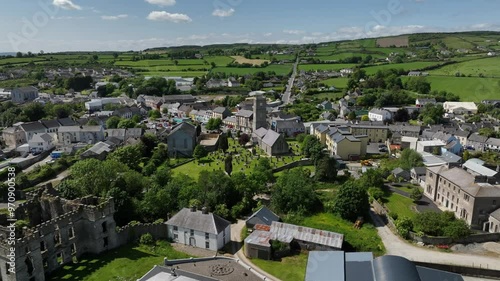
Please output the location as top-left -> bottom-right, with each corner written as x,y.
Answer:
269,222 -> 343,249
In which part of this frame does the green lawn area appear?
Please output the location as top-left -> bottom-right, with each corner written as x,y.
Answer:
48,241 -> 191,281
321,77 -> 349,88
362,61 -> 442,75
172,139 -> 304,178
251,253 -> 308,281
139,71 -> 208,77
211,64 -> 293,75
429,56 -> 500,77
298,63 -> 358,71
301,213 -> 385,256
309,91 -> 345,101
402,75 -> 500,102
384,193 -> 417,219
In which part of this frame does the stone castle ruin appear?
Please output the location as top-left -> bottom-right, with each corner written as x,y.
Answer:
0,185 -> 118,281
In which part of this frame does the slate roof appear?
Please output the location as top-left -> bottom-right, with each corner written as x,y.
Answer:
369,108 -> 390,116
20,122 -> 46,132
58,126 -> 103,133
315,124 -> 329,133
246,207 -> 280,227
468,133 -> 488,143
166,208 -> 230,234
486,137 -> 500,147
13,86 -> 38,93
491,208 -> 500,221
57,117 -> 77,126
168,122 -> 196,137
30,133 -> 53,143
439,167 -> 475,188
236,110 -> 253,118
40,119 -> 60,129
262,130 -> 281,147
440,151 -> 462,163
253,127 -> 268,139
411,167 -> 426,175
213,107 -> 228,114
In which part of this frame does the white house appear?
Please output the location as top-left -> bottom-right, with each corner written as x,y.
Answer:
368,108 -> 392,122
443,102 -> 478,115
166,207 -> 231,251
28,133 -> 56,153
57,126 -> 105,145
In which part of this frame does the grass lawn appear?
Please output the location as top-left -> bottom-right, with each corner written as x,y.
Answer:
298,63 -> 358,71
402,75 -> 500,102
309,91 -> 345,101
321,77 -> 349,88
251,253 -> 308,281
48,241 -> 191,281
361,61 -> 442,75
211,64 -> 293,75
300,213 -> 385,256
384,193 -> 417,219
172,139 -> 304,179
429,56 -> 500,77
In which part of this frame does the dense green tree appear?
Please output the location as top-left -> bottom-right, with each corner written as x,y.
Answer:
206,118 -> 223,131
399,149 -> 424,170
106,116 -> 121,129
117,119 -> 136,129
419,104 -> 444,125
108,145 -> 143,171
410,188 -> 423,202
315,156 -> 337,182
224,155 -> 233,176
152,165 -> 171,187
442,220 -> 470,239
332,181 -> 369,221
65,76 -> 93,91
358,168 -> 385,189
393,108 -> 410,122
413,212 -> 445,236
193,145 -> 208,160
219,134 -> 229,152
23,103 -> 45,121
395,216 -> 413,238
405,76 -> 431,95
148,110 -> 161,119
271,168 -> 318,214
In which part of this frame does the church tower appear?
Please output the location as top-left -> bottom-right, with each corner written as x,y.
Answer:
253,95 -> 267,131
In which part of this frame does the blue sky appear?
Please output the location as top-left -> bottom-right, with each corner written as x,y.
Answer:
1,0 -> 500,52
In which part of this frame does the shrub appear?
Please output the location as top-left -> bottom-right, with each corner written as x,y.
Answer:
395,216 -> 413,239
442,220 -> 470,239
140,233 -> 154,245
388,211 -> 399,221
153,218 -> 164,225
410,188 -> 423,202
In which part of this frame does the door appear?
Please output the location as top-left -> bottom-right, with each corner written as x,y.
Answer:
189,237 -> 196,247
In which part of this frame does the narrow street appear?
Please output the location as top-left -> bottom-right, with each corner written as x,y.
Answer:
282,57 -> 299,105
370,209 -> 500,271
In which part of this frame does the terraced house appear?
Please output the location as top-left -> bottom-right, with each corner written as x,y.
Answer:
425,165 -> 500,230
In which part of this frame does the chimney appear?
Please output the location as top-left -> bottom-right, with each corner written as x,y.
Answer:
201,207 -> 208,215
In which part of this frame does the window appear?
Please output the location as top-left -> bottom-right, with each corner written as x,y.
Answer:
173,233 -> 178,241
102,222 -> 107,233
68,227 -> 75,239
190,229 -> 194,236
205,241 -> 210,249
40,241 -> 46,252
494,200 -> 497,206
173,226 -> 178,231
103,237 -> 109,247
205,232 -> 209,239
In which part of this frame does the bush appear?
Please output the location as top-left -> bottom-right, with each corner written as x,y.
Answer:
140,233 -> 154,245
388,211 -> 399,221
395,216 -> 413,239
442,220 -> 470,239
410,188 -> 423,202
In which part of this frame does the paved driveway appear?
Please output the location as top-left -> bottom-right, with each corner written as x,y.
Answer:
370,209 -> 500,271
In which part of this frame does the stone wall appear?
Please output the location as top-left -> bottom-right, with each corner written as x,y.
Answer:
272,159 -> 313,173
116,223 -> 168,245
408,232 -> 500,245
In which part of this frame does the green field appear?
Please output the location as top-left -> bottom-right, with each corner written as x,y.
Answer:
402,75 -> 500,102
49,241 -> 191,281
212,64 -> 293,75
429,56 -> 500,77
298,63 -> 358,71
251,253 -> 308,281
362,61 -> 442,75
384,193 -> 417,219
321,77 -> 349,88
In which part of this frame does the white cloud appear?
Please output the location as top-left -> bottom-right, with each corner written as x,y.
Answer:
52,0 -> 81,10
212,8 -> 235,17
147,11 -> 192,23
50,16 -> 85,20
101,14 -> 129,20
145,0 -> 176,6
283,29 -> 305,35
263,33 -> 273,37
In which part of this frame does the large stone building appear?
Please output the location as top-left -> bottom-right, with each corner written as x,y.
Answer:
166,122 -> 197,158
11,86 -> 39,103
424,166 -> 500,229
253,128 -> 289,156
253,95 -> 267,132
0,187 -> 119,281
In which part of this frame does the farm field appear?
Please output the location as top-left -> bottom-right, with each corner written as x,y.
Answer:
429,56 -> 500,77
362,61 -> 442,75
321,77 -> 349,88
231,56 -> 269,65
311,52 -> 385,61
298,63 -> 358,71
211,64 -> 293,75
402,75 -> 500,102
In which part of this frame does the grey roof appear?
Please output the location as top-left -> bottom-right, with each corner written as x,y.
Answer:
491,208 -> 500,221
236,109 -> 253,118
13,86 -> 38,93
106,129 -> 126,138
411,167 -> 427,175
486,137 -> 500,147
305,252 -> 463,281
369,108 -> 390,115
315,124 -> 329,133
125,128 -> 143,138
30,133 -> 53,143
20,122 -> 46,132
269,221 -> 343,249
58,126 -> 103,133
261,130 -> 281,147
246,207 -> 280,227
463,160 -> 498,177
166,208 -> 230,234
213,107 -> 228,114
439,151 -> 462,164
275,119 -> 304,130
439,167 -> 475,188
58,117 -> 77,126
388,124 -> 421,133
168,122 -> 196,137
40,119 -> 60,129
83,142 -> 112,155
253,127 -> 268,139
468,132 -> 488,143
163,94 -> 196,102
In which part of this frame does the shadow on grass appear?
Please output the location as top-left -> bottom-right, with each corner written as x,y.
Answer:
198,159 -> 214,164
47,245 -> 156,281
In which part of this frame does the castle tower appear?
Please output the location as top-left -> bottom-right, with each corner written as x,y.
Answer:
253,95 -> 267,131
